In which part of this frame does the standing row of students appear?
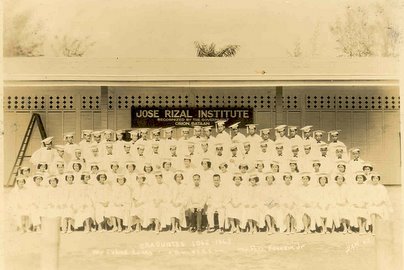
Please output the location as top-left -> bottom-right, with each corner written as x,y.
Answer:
9,122 -> 392,235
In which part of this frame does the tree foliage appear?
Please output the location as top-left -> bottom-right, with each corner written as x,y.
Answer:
3,6 -> 45,57
51,35 -> 96,57
194,42 -> 240,57
330,2 -> 400,57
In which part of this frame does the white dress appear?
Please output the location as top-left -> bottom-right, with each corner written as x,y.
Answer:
167,183 -> 188,227
110,184 -> 132,225
242,185 -> 260,226
312,185 -> 336,228
226,184 -> 245,221
347,183 -> 371,227
294,184 -> 317,231
130,183 -> 149,222
367,184 -> 393,220
258,183 -> 283,229
28,184 -> 48,226
74,183 -> 95,226
143,182 -> 170,227
9,186 -> 31,224
93,183 -> 113,223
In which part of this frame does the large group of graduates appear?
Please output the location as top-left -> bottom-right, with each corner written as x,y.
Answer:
9,120 -> 392,235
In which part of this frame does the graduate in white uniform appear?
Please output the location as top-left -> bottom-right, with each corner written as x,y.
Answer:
178,127 -> 191,143
260,172 -> 283,234
93,171 -> 113,232
274,125 -> 291,153
332,145 -> 349,163
259,128 -> 275,151
124,161 -> 138,190
113,129 -> 126,156
257,141 -> 272,169
150,128 -> 163,149
120,142 -> 136,168
30,137 -> 58,167
92,131 -> 103,148
133,144 -> 147,170
29,173 -> 47,231
215,120 -> 231,146
241,141 -> 256,169
244,174 -> 260,234
161,159 -> 175,188
244,124 -> 261,154
288,126 -> 303,151
161,127 -> 177,157
278,172 -> 298,234
300,126 -> 316,148
229,122 -> 246,144
129,130 -> 139,146
228,143 -> 244,172
182,156 -> 197,187
311,130 -> 326,157
76,171 -> 95,233
110,174 -> 132,232
367,172 -> 393,235
167,171 -> 188,233
217,162 -> 233,189
206,174 -> 228,234
226,173 -> 245,233
272,142 -> 290,171
362,163 -> 374,182
43,176 -> 64,224
9,177 -> 31,233
89,162 -> 100,186
203,126 -> 216,150
144,171 -> 170,234
189,126 -> 204,154
79,130 -> 93,161
166,144 -> 181,169
187,174 -> 208,233
199,158 -> 215,188
134,128 -> 151,157
61,171 -> 78,233
87,144 -> 102,165
348,148 -> 366,173
143,163 -> 155,186
53,145 -> 69,172
313,173 -> 336,234
295,172 -> 317,234
331,173 -> 352,234
327,130 -> 348,157
63,132 -> 79,162
211,143 -> 230,171
150,143 -> 163,170
348,171 -> 371,234
35,161 -> 50,182
318,143 -> 333,173
127,173 -> 148,233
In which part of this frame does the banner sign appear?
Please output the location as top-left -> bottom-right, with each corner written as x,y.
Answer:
131,106 -> 254,128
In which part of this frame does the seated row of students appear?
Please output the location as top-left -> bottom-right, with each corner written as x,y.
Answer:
10,164 -> 391,235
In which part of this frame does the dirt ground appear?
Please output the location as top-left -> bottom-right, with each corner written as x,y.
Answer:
2,187 -> 402,270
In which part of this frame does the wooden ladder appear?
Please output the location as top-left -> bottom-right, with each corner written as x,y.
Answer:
5,113 -> 47,187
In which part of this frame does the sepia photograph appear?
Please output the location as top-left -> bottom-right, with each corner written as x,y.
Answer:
1,0 -> 403,269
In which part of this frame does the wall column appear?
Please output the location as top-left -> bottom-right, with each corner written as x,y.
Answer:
100,86 -> 109,129
275,86 -> 283,125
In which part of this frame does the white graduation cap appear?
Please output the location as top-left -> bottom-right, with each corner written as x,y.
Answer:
300,172 -> 312,179
291,144 -> 299,150
163,127 -> 175,138
137,143 -> 145,149
129,130 -> 139,137
230,143 -> 238,150
288,126 -> 298,136
274,142 -> 284,149
203,126 -> 213,132
181,127 -> 190,133
63,132 -> 75,140
274,125 -> 287,132
300,125 -> 313,137
215,142 -> 224,149
289,159 -> 298,164
92,130 -> 103,137
54,145 -> 64,151
327,129 -> 341,141
81,130 -> 93,138
229,122 -> 240,129
183,155 -> 192,160
215,119 -> 227,132
245,124 -> 258,134
259,128 -> 271,136
41,137 -> 54,145
193,125 -> 202,132
151,128 -> 161,136
319,142 -> 328,150
312,130 -> 325,138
